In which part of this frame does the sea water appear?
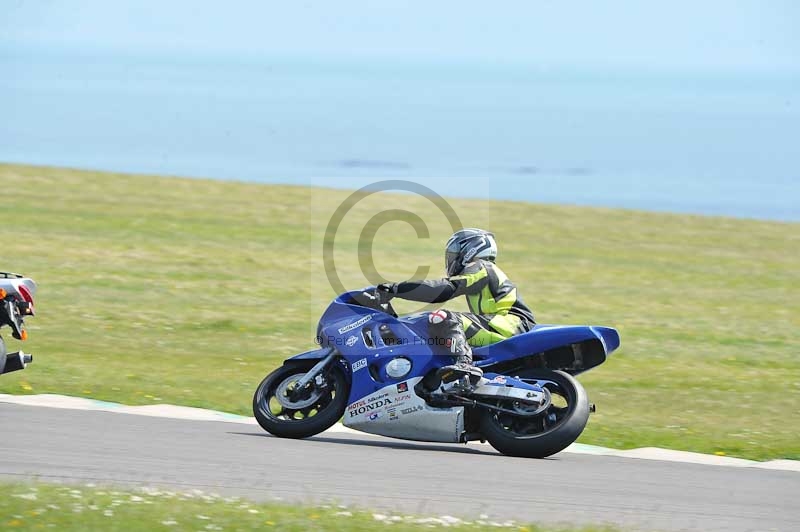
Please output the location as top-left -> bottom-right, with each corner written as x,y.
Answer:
2,48 -> 798,221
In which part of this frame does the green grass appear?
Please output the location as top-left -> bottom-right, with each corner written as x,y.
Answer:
1,162 -> 798,460
0,482 -> 618,532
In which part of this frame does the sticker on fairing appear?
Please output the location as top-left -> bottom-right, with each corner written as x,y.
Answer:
338,315 -> 372,334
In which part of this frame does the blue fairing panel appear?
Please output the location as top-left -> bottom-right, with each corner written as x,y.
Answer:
592,326 -> 621,353
473,324 -> 620,373
285,347 -> 334,362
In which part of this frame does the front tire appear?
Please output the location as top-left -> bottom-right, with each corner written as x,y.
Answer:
253,362 -> 349,439
479,369 -> 590,458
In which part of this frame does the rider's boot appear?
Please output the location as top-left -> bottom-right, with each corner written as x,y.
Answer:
436,337 -> 483,388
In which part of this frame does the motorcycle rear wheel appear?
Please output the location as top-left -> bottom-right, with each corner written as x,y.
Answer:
479,369 -> 589,458
253,362 -> 348,439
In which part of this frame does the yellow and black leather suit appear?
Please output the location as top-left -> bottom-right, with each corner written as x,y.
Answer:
392,259 -> 535,348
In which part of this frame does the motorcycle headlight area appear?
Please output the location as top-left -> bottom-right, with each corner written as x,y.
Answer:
385,357 -> 412,379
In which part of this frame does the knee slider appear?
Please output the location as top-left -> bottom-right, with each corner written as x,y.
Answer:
428,309 -> 460,334
428,309 -> 450,325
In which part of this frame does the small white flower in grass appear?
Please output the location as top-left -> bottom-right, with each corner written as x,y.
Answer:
130,495 -> 144,502
88,505 -> 99,511
47,504 -> 60,510
335,511 -> 352,517
161,520 -> 178,526
13,493 -> 38,500
104,510 -> 114,517
373,513 -> 388,521
248,509 -> 259,514
196,515 -> 211,520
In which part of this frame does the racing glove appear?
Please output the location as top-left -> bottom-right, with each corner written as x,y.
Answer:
375,283 -> 397,304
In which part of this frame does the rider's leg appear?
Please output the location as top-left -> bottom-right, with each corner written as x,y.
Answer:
485,314 -> 528,337
462,315 -> 507,348
452,314 -> 527,384
428,309 -> 483,385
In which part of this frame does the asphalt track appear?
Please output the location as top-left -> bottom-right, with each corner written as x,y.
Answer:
1,402 -> 798,532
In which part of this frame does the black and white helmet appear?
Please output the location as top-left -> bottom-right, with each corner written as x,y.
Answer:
445,228 -> 498,276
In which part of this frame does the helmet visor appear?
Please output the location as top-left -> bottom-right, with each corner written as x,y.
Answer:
445,250 -> 461,276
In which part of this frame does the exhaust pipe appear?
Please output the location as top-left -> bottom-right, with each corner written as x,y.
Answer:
1,351 -> 32,374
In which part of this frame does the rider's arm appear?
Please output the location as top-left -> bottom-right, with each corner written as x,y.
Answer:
392,262 -> 489,303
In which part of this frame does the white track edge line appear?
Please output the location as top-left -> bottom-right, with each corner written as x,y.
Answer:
1,393 -> 796,472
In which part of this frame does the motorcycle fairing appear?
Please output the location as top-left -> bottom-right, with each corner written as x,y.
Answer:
474,325 -> 621,375
343,377 -> 465,443
286,290 -> 620,407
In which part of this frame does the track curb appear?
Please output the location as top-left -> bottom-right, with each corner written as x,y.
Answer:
2,393 -> 797,472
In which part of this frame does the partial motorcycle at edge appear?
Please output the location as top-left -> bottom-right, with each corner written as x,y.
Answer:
0,272 -> 36,376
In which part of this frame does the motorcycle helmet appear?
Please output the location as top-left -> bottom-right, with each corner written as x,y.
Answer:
444,228 -> 497,276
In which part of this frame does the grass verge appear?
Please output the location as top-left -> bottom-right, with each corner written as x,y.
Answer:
0,163 -> 798,460
0,482 -> 617,532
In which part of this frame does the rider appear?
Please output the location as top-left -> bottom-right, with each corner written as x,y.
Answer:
377,228 -> 536,386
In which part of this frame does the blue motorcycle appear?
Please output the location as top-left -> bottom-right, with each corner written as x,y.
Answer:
253,288 -> 620,458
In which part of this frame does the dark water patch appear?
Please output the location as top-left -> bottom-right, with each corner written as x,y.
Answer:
335,159 -> 411,170
510,165 -> 593,176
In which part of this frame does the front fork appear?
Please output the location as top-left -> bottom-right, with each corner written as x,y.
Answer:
290,349 -> 337,398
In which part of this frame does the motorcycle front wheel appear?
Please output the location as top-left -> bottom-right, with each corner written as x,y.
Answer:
253,362 -> 349,439
479,369 -> 590,458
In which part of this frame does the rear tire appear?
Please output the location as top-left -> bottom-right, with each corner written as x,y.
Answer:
253,362 -> 349,439
479,369 -> 590,458
0,336 -> 6,375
